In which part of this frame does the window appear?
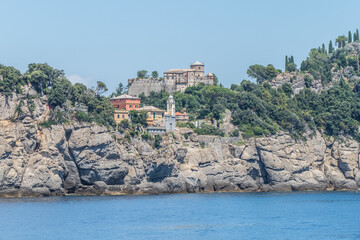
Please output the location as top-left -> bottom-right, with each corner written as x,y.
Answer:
153,113 -> 155,119
162,113 -> 164,118
122,115 -> 124,118
198,67 -> 200,70
130,105 -> 132,108
117,114 -> 120,118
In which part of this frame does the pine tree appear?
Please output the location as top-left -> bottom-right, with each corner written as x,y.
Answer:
329,40 -> 334,53
289,56 -> 294,63
348,31 -> 352,43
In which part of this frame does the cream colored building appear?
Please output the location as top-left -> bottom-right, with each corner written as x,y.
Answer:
137,106 -> 165,126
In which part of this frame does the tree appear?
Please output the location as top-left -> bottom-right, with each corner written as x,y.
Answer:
356,29 -> 360,41
0,65 -> 22,95
321,44 -> 326,54
285,56 -> 296,72
328,40 -> 334,53
129,110 -> 148,126
151,71 -> 159,79
348,31 -> 352,43
114,82 -> 123,96
287,62 -> 297,72
48,78 -> 72,108
95,81 -> 108,95
213,73 -> 219,85
247,64 -> 278,84
335,35 -> 347,48
137,70 -> 147,78
24,63 -> 64,92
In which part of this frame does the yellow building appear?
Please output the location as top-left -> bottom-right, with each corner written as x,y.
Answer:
137,106 -> 165,126
114,109 -> 129,123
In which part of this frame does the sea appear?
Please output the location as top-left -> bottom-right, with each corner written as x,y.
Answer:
0,191 -> 359,240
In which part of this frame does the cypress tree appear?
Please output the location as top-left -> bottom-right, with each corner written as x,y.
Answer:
329,40 -> 334,53
348,31 -> 352,43
356,29 -> 359,41
322,43 -> 326,54
285,56 -> 288,71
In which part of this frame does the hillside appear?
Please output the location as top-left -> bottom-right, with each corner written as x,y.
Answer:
0,84 -> 359,197
0,30 -> 360,196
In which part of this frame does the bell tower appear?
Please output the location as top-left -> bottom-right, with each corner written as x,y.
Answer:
167,95 -> 175,116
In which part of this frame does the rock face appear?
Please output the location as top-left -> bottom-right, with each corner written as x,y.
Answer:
0,87 -> 359,197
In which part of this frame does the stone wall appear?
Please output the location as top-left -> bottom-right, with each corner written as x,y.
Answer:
128,77 -> 214,97
128,78 -> 165,97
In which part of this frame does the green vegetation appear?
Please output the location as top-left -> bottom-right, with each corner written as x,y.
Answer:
285,56 -> 297,72
128,110 -> 148,127
140,28 -> 360,140
247,64 -> 279,84
194,124 -> 225,137
0,65 -> 23,95
151,71 -> 159,79
0,63 -> 115,127
2,28 -> 360,141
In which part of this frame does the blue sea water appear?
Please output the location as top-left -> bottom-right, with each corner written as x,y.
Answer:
0,192 -> 359,240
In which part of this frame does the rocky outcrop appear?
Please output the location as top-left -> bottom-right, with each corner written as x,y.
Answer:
0,87 -> 359,197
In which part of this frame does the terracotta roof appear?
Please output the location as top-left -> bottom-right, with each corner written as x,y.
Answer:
164,68 -> 195,74
137,106 -> 165,112
111,94 -> 140,100
191,61 -> 204,66
175,112 -> 183,116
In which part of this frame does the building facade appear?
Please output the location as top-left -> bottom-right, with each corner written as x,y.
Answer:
110,94 -> 140,110
128,61 -> 214,97
137,106 -> 165,126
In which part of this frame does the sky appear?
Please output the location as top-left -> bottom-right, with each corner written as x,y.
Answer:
1,0 -> 360,94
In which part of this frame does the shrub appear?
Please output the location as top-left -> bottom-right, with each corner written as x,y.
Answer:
141,132 -> 152,141
75,111 -> 92,122
154,135 -> 162,148
194,124 -> 225,137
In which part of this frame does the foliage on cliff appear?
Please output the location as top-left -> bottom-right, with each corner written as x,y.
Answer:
140,29 -> 360,140
0,63 -> 115,127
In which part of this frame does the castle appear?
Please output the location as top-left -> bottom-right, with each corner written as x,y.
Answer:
128,61 -> 214,96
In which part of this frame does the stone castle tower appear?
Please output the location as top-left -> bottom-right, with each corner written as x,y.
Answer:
128,61 -> 214,97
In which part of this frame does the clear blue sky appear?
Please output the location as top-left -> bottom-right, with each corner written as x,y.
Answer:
1,0 -> 359,94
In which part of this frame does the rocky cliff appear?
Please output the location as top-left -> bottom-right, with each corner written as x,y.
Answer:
0,86 -> 359,197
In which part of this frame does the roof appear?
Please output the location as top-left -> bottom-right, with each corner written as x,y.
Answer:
147,127 -> 166,131
110,94 -> 140,100
176,112 -> 189,116
191,61 -> 204,66
137,106 -> 165,112
207,73 -> 214,76
164,68 -> 195,74
114,109 -> 129,113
